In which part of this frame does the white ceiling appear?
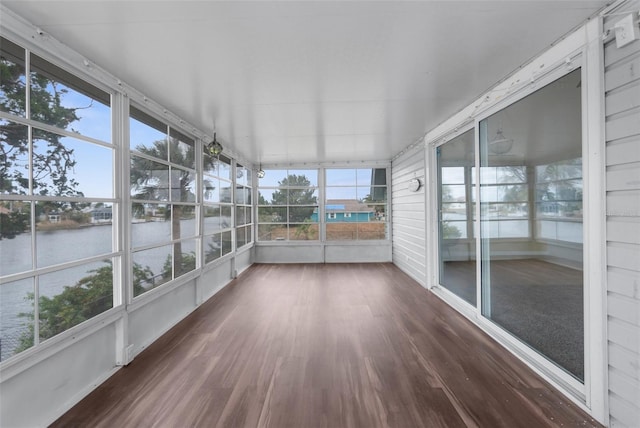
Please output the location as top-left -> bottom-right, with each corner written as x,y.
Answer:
2,1 -> 609,166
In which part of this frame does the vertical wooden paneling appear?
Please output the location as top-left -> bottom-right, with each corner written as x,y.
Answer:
391,147 -> 427,285
604,4 -> 640,425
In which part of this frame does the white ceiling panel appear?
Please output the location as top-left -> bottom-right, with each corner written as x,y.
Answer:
2,0 -> 609,165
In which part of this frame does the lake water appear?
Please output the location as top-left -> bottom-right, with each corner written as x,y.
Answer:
0,219 -> 209,361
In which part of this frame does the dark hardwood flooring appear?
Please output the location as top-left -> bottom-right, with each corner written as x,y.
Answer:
52,263 -> 601,428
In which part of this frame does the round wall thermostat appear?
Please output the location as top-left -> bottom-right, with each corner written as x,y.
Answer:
408,178 -> 421,192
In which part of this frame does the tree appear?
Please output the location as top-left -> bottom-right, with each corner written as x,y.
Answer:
269,174 -> 317,222
1,54 -> 85,238
17,262 -> 153,352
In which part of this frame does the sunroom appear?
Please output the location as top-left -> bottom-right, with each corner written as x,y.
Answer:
1,1 -> 639,427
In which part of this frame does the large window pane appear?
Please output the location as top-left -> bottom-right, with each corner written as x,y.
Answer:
0,278 -> 34,361
32,129 -> 113,198
130,107 -> 167,154
0,200 -> 31,275
35,201 -> 112,268
132,205 -> 171,247
480,68 -> 583,380
0,37 -> 26,117
437,129 -> 476,305
30,54 -> 111,142
133,245 -> 172,297
130,157 -> 169,200
38,260 -> 114,342
0,120 -> 29,195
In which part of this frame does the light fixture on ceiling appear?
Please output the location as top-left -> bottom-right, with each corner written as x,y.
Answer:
256,164 -> 265,179
205,120 -> 223,157
488,128 -> 513,155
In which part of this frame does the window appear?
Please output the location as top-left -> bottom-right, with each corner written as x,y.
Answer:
235,163 -> 252,249
129,106 -> 197,297
1,37 -> 115,361
203,154 -> 233,263
257,169 -> 319,241
325,168 -> 387,240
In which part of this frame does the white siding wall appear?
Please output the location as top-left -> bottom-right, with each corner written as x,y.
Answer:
604,3 -> 640,426
391,147 -> 427,285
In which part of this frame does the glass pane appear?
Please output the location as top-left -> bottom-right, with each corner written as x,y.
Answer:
218,156 -> 232,181
168,130 -> 195,169
39,259 -> 114,342
0,200 -> 31,274
288,189 -> 318,205
236,165 -> 248,186
437,129 -> 476,306
258,169 -> 287,187
220,182 -> 232,203
132,204 -> 171,248
221,230 -> 232,256
203,177 -> 220,203
130,156 -> 169,201
0,37 -> 26,117
326,187 -> 357,200
133,245 -> 172,297
0,277 -> 34,361
0,120 -> 29,195
204,205 -> 221,234
258,206 -> 286,223
326,169 -> 355,186
32,129 -> 113,198
220,206 -> 232,229
441,167 -> 465,184
358,186 -> 386,203
288,169 -> 318,186
35,201 -> 112,268
480,68 -> 584,381
175,240 -> 196,279
235,206 -> 246,226
235,186 -> 251,205
205,233 -> 222,263
236,225 -> 247,248
177,206 -> 196,239
258,224 -> 287,241
326,223 -> 357,241
170,167 -> 196,202
130,107 -> 167,155
289,206 -> 317,223
358,222 -> 386,240
290,223 -> 318,240
30,54 -> 111,142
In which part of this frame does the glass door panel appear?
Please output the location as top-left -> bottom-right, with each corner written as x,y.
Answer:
479,68 -> 584,381
437,129 -> 476,305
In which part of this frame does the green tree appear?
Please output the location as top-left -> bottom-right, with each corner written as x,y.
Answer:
1,50 -> 85,238
269,174 -> 317,222
17,262 -> 153,352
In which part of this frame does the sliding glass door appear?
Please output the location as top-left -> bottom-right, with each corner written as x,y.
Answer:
437,130 -> 476,305
479,69 -> 584,380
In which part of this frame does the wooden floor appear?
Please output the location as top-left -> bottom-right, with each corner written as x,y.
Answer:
52,263 -> 601,428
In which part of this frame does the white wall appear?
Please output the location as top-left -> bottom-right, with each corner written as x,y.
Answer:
603,3 -> 640,426
391,147 -> 427,285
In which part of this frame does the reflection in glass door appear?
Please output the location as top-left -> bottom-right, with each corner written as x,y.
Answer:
479,69 -> 584,381
437,130 -> 476,305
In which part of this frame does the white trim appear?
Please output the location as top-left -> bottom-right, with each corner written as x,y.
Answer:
582,15 -> 609,425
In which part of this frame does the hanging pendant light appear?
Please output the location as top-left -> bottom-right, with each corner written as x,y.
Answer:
257,163 -> 265,179
488,128 -> 513,155
205,119 -> 223,157
205,132 -> 223,157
